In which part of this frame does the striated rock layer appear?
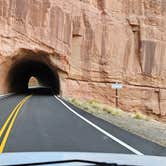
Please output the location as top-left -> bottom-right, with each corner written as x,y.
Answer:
0,0 -> 166,119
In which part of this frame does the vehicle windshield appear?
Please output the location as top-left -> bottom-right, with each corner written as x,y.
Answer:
0,0 -> 166,165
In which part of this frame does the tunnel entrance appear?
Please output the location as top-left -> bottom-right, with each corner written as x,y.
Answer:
7,59 -> 60,95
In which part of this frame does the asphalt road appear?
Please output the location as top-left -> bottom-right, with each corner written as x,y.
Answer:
0,88 -> 166,156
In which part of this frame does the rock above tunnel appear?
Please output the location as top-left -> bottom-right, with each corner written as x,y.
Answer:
0,0 -> 166,120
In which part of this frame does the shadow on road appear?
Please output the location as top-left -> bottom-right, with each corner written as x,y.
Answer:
18,87 -> 54,96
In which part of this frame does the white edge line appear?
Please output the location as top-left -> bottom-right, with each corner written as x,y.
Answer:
28,86 -> 45,88
54,95 -> 144,156
0,93 -> 14,98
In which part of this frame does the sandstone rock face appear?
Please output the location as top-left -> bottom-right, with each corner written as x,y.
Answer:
0,0 -> 166,119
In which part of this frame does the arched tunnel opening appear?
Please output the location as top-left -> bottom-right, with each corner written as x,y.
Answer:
7,59 -> 60,95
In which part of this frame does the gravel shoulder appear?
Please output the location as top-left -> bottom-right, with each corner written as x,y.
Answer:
67,98 -> 166,147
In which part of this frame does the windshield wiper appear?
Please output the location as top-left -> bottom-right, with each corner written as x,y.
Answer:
9,159 -> 133,166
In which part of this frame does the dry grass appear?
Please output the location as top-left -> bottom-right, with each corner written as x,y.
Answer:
67,98 -> 151,121
68,98 -> 122,116
103,107 -> 122,116
131,112 -> 150,121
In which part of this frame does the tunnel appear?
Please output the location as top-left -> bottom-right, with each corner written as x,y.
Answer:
7,59 -> 60,95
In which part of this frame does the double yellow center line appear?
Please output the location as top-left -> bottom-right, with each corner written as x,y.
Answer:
0,95 -> 31,153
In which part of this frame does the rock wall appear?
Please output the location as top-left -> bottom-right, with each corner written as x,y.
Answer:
0,0 -> 166,119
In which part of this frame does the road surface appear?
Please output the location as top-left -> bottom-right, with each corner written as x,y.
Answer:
0,88 -> 166,156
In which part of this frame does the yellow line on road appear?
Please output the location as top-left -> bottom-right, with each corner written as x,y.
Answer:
0,95 -> 31,153
0,102 -> 20,137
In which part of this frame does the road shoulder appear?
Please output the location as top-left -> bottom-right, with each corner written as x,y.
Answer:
66,97 -> 166,148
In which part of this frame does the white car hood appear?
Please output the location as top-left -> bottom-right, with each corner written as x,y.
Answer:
0,152 -> 166,166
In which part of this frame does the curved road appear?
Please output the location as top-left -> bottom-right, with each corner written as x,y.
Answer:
0,89 -> 166,156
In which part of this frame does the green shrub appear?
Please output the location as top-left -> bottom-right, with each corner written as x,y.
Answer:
82,103 -> 90,110
103,107 -> 121,116
132,112 -> 149,120
88,99 -> 99,105
90,102 -> 100,110
70,98 -> 81,107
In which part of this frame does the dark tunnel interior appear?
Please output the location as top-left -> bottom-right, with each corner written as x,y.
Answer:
7,60 -> 60,95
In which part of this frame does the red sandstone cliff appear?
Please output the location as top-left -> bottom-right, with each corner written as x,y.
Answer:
0,0 -> 166,119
